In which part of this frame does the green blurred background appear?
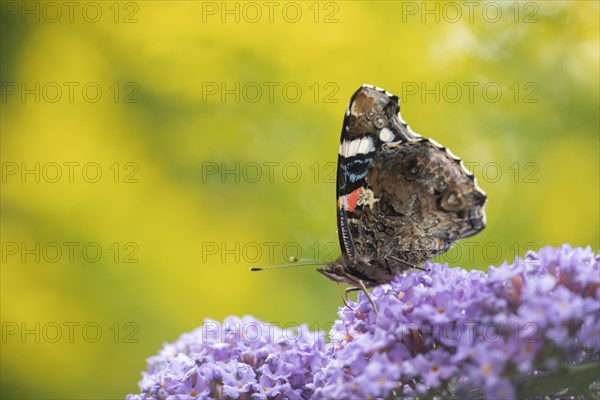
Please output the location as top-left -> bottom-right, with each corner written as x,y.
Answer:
1,1 -> 598,398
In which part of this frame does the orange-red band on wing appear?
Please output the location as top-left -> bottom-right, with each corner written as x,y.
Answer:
345,187 -> 362,213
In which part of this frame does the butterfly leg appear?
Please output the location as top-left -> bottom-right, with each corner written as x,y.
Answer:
344,287 -> 360,304
343,280 -> 378,314
358,279 -> 378,314
336,282 -> 353,310
337,283 -> 377,314
338,279 -> 377,314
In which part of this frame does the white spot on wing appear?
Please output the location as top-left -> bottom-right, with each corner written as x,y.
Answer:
459,161 -> 473,176
473,176 -> 486,195
340,194 -> 348,209
341,137 -> 375,157
398,111 -> 422,139
428,138 -> 443,148
445,147 -> 460,160
347,138 -> 358,156
379,128 -> 395,142
357,137 -> 374,154
357,188 -> 379,208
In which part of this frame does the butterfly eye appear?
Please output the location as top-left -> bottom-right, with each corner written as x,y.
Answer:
374,116 -> 387,129
333,264 -> 345,276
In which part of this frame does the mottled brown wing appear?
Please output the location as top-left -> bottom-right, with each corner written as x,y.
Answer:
347,138 -> 486,270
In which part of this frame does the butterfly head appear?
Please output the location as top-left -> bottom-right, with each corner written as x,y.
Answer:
318,258 -> 380,313
317,258 -> 378,288
316,261 -> 349,284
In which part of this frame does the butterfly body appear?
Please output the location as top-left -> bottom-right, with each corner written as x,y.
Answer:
318,85 -> 487,290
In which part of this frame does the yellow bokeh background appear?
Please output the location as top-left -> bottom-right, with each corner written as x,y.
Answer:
1,1 -> 598,398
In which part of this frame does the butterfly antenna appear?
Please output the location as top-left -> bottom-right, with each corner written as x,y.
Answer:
287,256 -> 331,264
250,259 -> 329,272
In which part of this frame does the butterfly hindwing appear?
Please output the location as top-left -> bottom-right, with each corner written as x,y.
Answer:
349,138 -> 486,267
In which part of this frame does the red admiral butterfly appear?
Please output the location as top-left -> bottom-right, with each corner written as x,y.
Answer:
317,85 -> 487,310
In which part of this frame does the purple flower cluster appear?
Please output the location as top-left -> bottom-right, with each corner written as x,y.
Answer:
314,244 -> 599,399
126,316 -> 327,400
128,245 -> 599,399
